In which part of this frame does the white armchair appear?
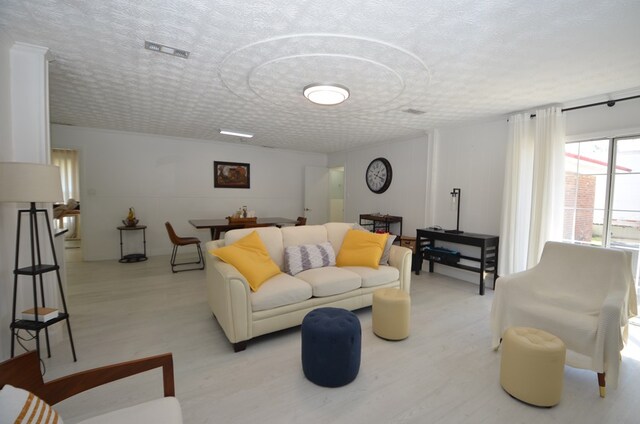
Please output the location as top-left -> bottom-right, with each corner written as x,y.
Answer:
491,241 -> 637,397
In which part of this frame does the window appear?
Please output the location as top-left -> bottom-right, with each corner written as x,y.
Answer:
564,136 -> 640,286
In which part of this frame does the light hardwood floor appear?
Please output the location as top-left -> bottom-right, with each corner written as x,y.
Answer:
37,254 -> 640,424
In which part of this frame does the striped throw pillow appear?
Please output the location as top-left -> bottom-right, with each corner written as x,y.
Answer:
284,242 -> 336,275
0,384 -> 63,423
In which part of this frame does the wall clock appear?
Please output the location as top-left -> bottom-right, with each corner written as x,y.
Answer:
365,157 -> 392,194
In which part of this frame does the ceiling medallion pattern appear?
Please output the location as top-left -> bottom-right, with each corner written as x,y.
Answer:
218,34 -> 431,116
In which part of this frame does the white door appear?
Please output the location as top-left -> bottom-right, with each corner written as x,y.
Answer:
304,166 -> 329,224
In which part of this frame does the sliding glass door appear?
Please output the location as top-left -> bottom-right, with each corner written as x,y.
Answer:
564,136 -> 640,289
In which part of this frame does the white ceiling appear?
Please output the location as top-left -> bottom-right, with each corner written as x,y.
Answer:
2,0 -> 640,153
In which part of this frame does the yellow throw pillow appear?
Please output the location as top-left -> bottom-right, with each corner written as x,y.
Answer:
210,231 -> 281,291
336,229 -> 388,269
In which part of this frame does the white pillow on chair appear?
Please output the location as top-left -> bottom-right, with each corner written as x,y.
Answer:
0,384 -> 63,423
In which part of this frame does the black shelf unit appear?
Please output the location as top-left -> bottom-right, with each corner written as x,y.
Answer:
359,214 -> 403,237
10,205 -> 77,362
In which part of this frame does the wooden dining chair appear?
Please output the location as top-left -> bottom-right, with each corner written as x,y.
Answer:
165,222 -> 205,273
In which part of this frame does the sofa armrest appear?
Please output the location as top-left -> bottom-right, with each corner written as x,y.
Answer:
204,245 -> 253,344
388,245 -> 412,293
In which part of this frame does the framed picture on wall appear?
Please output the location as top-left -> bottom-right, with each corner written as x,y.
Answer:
214,161 -> 250,189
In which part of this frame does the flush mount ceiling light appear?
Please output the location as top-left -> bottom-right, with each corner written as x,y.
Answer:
219,129 -> 254,138
303,84 -> 350,106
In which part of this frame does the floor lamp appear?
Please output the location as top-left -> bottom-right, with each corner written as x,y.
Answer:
0,162 -> 77,362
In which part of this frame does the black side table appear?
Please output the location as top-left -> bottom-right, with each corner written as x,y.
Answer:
117,225 -> 148,263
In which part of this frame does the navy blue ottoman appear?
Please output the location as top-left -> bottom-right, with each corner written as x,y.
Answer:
301,307 -> 361,387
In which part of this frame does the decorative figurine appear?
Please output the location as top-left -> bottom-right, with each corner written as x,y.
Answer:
123,207 -> 139,227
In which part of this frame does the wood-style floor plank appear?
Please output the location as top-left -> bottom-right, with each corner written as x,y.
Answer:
34,254 -> 640,424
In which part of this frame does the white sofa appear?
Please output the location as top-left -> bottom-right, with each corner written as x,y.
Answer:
205,222 -> 412,351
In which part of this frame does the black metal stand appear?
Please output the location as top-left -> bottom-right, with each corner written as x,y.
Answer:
118,225 -> 148,263
10,203 -> 77,362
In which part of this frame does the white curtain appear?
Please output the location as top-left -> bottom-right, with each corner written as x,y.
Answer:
51,149 -> 80,238
499,107 -> 565,275
51,149 -> 79,202
527,107 -> 566,266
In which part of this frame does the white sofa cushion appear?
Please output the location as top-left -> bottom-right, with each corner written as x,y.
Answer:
224,227 -> 285,269
78,397 -> 182,424
250,273 -> 313,312
296,266 -> 361,297
341,265 -> 400,288
324,222 -> 355,253
282,225 -> 328,247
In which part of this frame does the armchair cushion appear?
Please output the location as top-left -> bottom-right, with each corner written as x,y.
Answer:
0,384 -> 62,424
78,397 -> 181,424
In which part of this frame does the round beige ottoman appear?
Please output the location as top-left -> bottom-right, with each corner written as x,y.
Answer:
372,288 -> 410,340
500,327 -> 566,407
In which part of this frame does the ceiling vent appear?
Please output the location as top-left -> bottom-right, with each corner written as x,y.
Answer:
144,41 -> 190,59
402,108 -> 426,115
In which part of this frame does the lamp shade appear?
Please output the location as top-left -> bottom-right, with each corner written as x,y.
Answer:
0,162 -> 63,203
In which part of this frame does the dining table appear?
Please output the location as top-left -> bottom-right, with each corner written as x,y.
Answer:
189,217 -> 298,240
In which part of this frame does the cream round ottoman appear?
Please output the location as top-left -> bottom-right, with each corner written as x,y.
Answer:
372,288 -> 410,340
500,327 -> 566,407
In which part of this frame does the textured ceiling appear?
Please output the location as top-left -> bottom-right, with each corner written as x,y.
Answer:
1,0 -> 640,153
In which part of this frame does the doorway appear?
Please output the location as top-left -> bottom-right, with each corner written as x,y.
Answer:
52,148 -> 82,262
329,167 -> 345,222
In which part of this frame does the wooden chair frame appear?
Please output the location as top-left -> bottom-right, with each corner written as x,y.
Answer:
0,351 -> 175,405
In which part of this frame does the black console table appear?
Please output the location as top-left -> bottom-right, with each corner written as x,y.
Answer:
415,229 -> 499,295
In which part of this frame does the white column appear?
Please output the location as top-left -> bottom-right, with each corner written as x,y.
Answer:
0,41 -> 61,359
11,42 -> 52,162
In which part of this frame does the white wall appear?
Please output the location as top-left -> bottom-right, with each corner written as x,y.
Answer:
433,120 -> 509,236
0,30 -> 14,360
328,136 -> 431,238
565,96 -> 640,140
429,120 -> 509,284
51,125 -> 327,260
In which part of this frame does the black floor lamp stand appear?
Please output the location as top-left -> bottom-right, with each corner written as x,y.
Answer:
10,203 -> 77,362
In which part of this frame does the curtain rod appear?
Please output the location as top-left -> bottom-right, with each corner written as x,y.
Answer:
527,94 -> 640,118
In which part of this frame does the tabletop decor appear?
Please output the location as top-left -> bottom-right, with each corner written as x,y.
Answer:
444,188 -> 463,234
123,207 -> 139,227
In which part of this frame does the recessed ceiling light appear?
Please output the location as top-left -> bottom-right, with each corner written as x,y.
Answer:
219,129 -> 254,138
303,84 -> 350,106
144,41 -> 190,59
